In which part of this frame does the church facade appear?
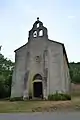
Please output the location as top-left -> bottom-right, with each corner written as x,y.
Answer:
11,18 -> 71,99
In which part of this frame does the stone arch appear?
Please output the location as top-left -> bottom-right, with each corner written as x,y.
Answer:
37,23 -> 39,28
32,74 -> 43,98
33,30 -> 37,37
39,30 -> 43,36
33,73 -> 42,81
28,18 -> 48,40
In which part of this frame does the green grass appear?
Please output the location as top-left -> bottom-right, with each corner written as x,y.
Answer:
0,100 -> 42,113
0,97 -> 79,113
71,91 -> 80,97
0,92 -> 80,113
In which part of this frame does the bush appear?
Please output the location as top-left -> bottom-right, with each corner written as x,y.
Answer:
62,93 -> 71,100
10,97 -> 23,101
48,92 -> 71,101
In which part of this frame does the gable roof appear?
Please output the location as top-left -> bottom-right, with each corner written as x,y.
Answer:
14,39 -> 69,68
14,43 -> 28,52
49,39 -> 69,68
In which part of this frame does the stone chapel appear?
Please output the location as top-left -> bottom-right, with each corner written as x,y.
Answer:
11,18 -> 71,99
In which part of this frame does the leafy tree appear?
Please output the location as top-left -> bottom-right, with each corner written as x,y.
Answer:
0,53 -> 14,98
69,62 -> 80,84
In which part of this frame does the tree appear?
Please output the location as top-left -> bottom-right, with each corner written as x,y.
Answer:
0,53 -> 14,98
69,62 -> 80,84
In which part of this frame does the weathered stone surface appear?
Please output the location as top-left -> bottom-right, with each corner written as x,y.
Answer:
11,18 -> 70,99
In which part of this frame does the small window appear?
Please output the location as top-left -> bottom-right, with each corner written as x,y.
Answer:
33,31 -> 37,37
35,56 -> 40,62
37,23 -> 39,28
39,30 -> 43,36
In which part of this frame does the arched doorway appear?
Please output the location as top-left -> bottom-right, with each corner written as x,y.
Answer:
33,74 -> 43,98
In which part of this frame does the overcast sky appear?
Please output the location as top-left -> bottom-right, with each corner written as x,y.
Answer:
0,0 -> 80,62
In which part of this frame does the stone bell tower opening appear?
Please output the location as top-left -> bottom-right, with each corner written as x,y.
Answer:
28,17 -> 48,40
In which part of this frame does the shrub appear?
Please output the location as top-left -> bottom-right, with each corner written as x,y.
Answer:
62,93 -> 71,100
48,92 -> 71,101
10,97 -> 23,101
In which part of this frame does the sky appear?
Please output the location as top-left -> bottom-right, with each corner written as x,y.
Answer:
0,0 -> 80,62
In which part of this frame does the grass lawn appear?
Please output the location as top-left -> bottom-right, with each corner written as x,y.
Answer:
0,96 -> 80,113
